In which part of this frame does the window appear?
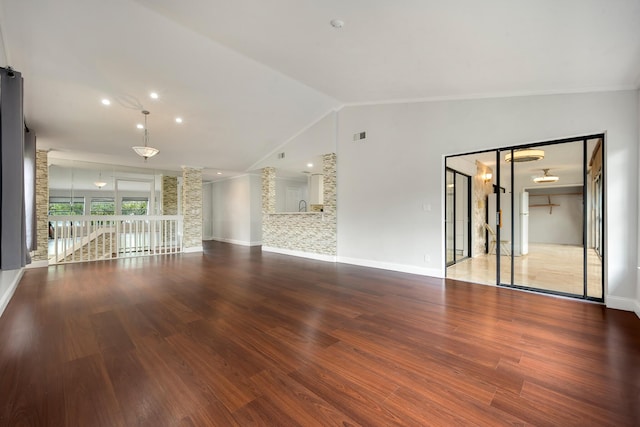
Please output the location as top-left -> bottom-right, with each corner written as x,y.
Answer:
121,197 -> 148,215
49,197 -> 85,215
90,198 -> 115,215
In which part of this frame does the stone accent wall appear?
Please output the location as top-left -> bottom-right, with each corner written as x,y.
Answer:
31,149 -> 49,262
322,152 -> 337,215
473,161 -> 493,257
262,154 -> 337,256
162,175 -> 178,215
262,167 -> 276,214
182,167 -> 203,249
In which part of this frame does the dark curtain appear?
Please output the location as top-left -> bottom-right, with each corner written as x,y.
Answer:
0,67 -> 29,269
24,126 -> 36,254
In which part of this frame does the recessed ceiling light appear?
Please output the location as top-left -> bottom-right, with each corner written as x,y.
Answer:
136,123 -> 144,129
307,163 -> 313,168
175,117 -> 183,124
101,98 -> 111,106
330,19 -> 344,29
217,172 -> 222,175
150,92 -> 159,99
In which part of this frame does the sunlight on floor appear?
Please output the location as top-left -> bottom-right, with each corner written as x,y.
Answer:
446,243 -> 602,298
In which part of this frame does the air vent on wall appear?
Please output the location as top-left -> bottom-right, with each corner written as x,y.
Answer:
353,131 -> 366,141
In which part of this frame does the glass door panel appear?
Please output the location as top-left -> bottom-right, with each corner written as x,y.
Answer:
455,173 -> 470,261
496,149 -> 513,285
445,154 -> 496,285
510,141 -> 585,296
587,139 -> 604,299
445,169 -> 455,266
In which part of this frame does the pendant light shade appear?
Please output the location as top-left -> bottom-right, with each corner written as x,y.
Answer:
533,169 -> 559,184
132,110 -> 159,161
505,149 -> 545,162
94,171 -> 107,188
132,146 -> 159,159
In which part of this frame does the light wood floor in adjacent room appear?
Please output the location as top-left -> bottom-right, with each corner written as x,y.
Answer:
447,243 -> 603,298
1,241 -> 637,426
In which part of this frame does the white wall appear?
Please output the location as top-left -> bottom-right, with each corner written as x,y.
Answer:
528,193 -> 583,245
275,177 -> 308,212
251,111 -> 337,171
336,90 -> 638,302
0,269 -> 23,318
249,174 -> 263,243
202,182 -> 214,239
210,175 -> 260,246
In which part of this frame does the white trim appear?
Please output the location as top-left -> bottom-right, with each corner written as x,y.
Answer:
337,256 -> 443,278
262,246 -> 337,262
606,295 -> 640,318
26,260 -> 48,269
342,86 -> 636,108
210,237 -> 262,247
0,268 -> 24,318
183,246 -> 204,253
207,172 -> 256,184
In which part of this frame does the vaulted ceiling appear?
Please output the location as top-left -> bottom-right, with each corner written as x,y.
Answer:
1,0 -> 639,179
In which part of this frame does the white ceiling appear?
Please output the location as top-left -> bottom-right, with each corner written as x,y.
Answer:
1,0 -> 639,180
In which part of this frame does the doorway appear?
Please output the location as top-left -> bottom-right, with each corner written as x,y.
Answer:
445,134 -> 604,302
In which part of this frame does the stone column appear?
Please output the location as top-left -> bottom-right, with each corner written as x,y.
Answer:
31,149 -> 49,263
162,175 -> 178,215
322,153 -> 337,213
181,167 -> 203,252
262,167 -> 276,214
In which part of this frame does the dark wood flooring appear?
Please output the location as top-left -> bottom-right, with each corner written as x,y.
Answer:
1,241 -> 639,426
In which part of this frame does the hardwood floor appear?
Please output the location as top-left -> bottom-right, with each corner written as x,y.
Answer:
1,241 -> 638,426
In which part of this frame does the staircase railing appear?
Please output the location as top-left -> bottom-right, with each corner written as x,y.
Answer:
48,215 -> 183,264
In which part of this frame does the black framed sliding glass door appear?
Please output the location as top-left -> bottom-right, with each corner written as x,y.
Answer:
445,134 -> 604,302
496,136 -> 604,301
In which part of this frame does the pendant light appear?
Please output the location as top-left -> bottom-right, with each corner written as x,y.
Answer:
505,149 -> 545,162
94,171 -> 107,188
132,110 -> 159,161
533,169 -> 559,184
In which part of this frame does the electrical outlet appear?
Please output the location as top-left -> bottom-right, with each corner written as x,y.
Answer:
424,254 -> 430,262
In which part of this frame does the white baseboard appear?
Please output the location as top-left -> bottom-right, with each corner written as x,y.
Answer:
210,237 -> 262,247
606,295 -> 640,318
262,246 -> 337,262
337,256 -> 443,278
26,260 -> 49,269
0,268 -> 24,318
183,246 -> 204,254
